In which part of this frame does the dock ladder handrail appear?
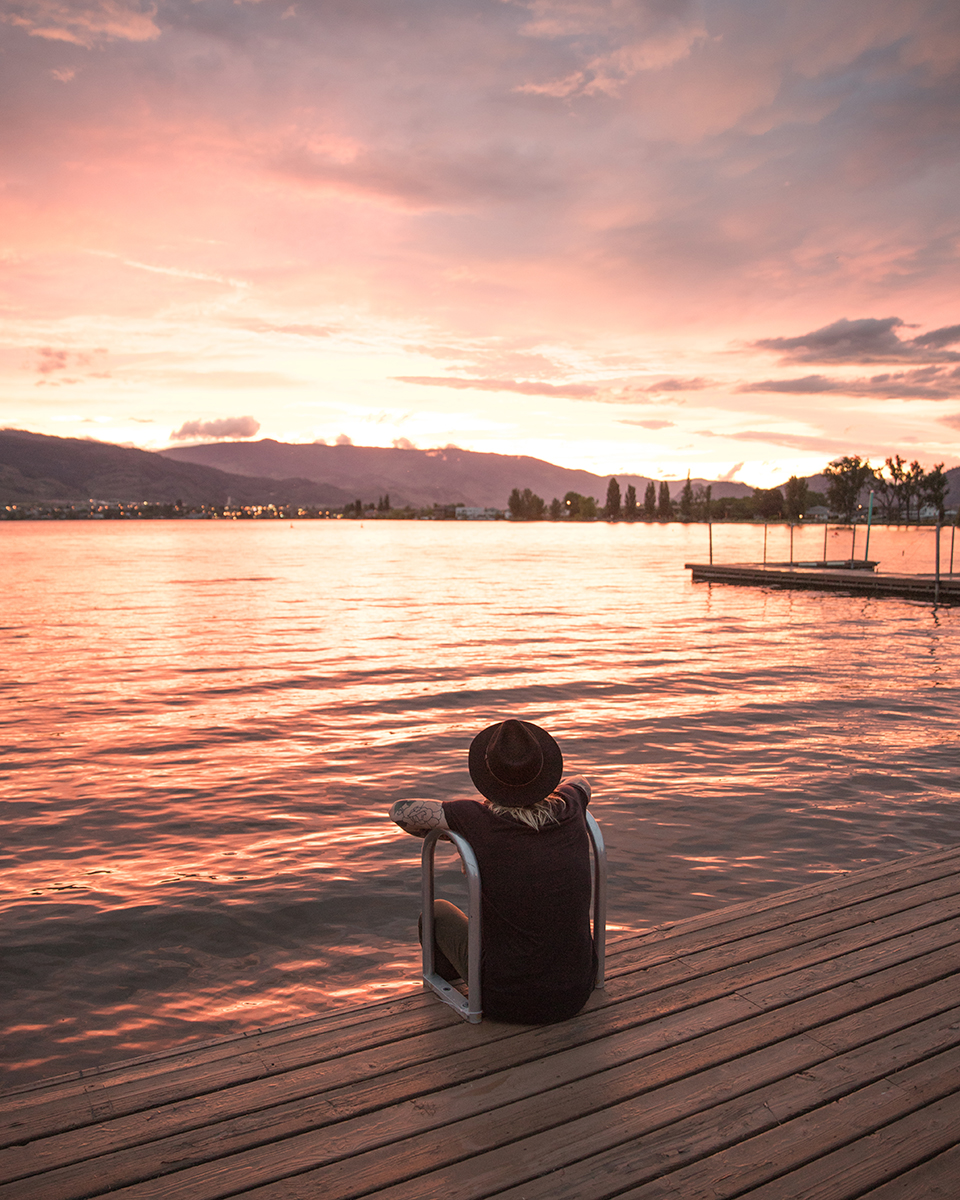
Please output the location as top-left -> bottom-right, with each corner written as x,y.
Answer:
421,811 -> 607,1023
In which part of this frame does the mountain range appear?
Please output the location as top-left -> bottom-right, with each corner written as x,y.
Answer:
4,428 -> 957,511
159,439 -> 754,510
2,429 -> 753,509
0,429 -> 351,508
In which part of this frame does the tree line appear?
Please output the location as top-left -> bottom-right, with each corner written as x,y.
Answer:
507,455 -> 955,523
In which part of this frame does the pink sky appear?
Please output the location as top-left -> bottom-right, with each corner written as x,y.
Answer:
2,0 -> 959,485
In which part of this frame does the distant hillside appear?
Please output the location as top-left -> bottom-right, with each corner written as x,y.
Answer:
0,429 -> 352,508
160,439 -> 754,510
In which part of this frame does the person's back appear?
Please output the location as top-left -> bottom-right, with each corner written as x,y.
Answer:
390,719 -> 597,1024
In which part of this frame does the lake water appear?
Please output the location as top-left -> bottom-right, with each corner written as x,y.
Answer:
2,519 -> 959,1089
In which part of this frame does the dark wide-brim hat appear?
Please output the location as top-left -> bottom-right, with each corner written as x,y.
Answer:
469,719 -> 563,808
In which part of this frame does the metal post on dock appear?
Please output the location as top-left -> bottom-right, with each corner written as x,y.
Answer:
708,521 -> 713,565
850,523 -> 856,564
951,521 -> 956,575
763,523 -> 767,564
935,522 -> 941,604
789,523 -> 794,566
822,522 -> 828,565
864,491 -> 874,563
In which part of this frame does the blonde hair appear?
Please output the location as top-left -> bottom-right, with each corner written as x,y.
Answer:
485,790 -> 566,830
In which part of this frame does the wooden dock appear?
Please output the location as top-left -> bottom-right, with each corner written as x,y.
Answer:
686,561 -> 960,603
3,845 -> 960,1199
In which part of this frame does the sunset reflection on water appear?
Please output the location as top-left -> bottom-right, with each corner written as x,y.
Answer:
2,519 -> 959,1086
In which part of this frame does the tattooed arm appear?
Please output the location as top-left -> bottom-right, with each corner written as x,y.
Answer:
389,799 -> 449,838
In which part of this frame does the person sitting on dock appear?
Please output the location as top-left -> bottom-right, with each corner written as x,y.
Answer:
389,718 -> 597,1024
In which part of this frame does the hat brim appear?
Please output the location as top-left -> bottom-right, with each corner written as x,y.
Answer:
468,720 -> 563,808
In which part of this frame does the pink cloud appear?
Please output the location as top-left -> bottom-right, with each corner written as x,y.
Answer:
3,1 -> 160,47
170,416 -> 260,442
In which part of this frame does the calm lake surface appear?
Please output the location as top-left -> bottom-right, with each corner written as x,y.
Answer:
2,519 -> 959,1088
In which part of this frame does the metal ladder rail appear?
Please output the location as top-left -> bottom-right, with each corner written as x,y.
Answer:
421,829 -> 483,1023
421,812 -> 607,1022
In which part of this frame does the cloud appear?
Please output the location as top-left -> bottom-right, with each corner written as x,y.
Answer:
698,429 -> 845,452
940,414 -> 960,431
36,347 -> 70,374
169,416 -> 261,442
233,319 -> 335,339
392,436 -> 416,449
393,375 -> 601,399
739,365 -> 960,400
639,377 -> 710,392
718,463 -> 745,483
752,318 -> 960,364
619,419 -> 675,430
335,432 -> 353,445
2,1 -> 161,47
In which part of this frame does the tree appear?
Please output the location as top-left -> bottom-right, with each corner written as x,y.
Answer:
824,456 -> 875,522
692,484 -> 712,521
905,460 -> 926,522
753,487 -> 784,520
563,492 -> 599,520
643,480 -> 656,519
564,491 -> 584,519
623,484 -> 638,521
604,477 -> 622,520
877,456 -> 906,522
784,476 -> 809,522
508,487 -> 546,520
549,497 -> 563,520
657,481 -> 673,520
922,463 -> 948,522
679,473 -> 694,520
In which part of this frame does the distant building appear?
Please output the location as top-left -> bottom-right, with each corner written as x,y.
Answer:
455,506 -> 504,520
805,506 -> 831,522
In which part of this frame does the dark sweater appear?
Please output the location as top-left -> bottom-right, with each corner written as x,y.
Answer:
442,781 -> 596,1024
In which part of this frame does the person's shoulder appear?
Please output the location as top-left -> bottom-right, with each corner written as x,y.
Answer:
558,775 -> 591,806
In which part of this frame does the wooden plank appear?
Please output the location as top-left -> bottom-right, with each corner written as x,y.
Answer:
605,877 -> 960,991
0,1003 -> 479,1148
856,1141 -> 960,1199
233,997 -> 960,1200
607,860 -> 960,974
0,991 -> 440,1101
624,1055 -> 960,1200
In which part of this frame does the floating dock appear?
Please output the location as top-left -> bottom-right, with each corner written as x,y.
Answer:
3,844 -> 960,1199
686,561 -> 960,603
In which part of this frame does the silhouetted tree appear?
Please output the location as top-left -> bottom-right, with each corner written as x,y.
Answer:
878,455 -> 908,522
549,497 -> 563,520
923,463 -> 948,522
564,491 -> 583,519
643,480 -> 656,519
905,460 -> 926,522
623,484 -> 638,521
824,456 -> 875,522
784,476 -> 809,521
605,477 -> 622,519
508,487 -> 546,519
753,487 -> 784,520
679,473 -> 694,520
657,481 -> 673,520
